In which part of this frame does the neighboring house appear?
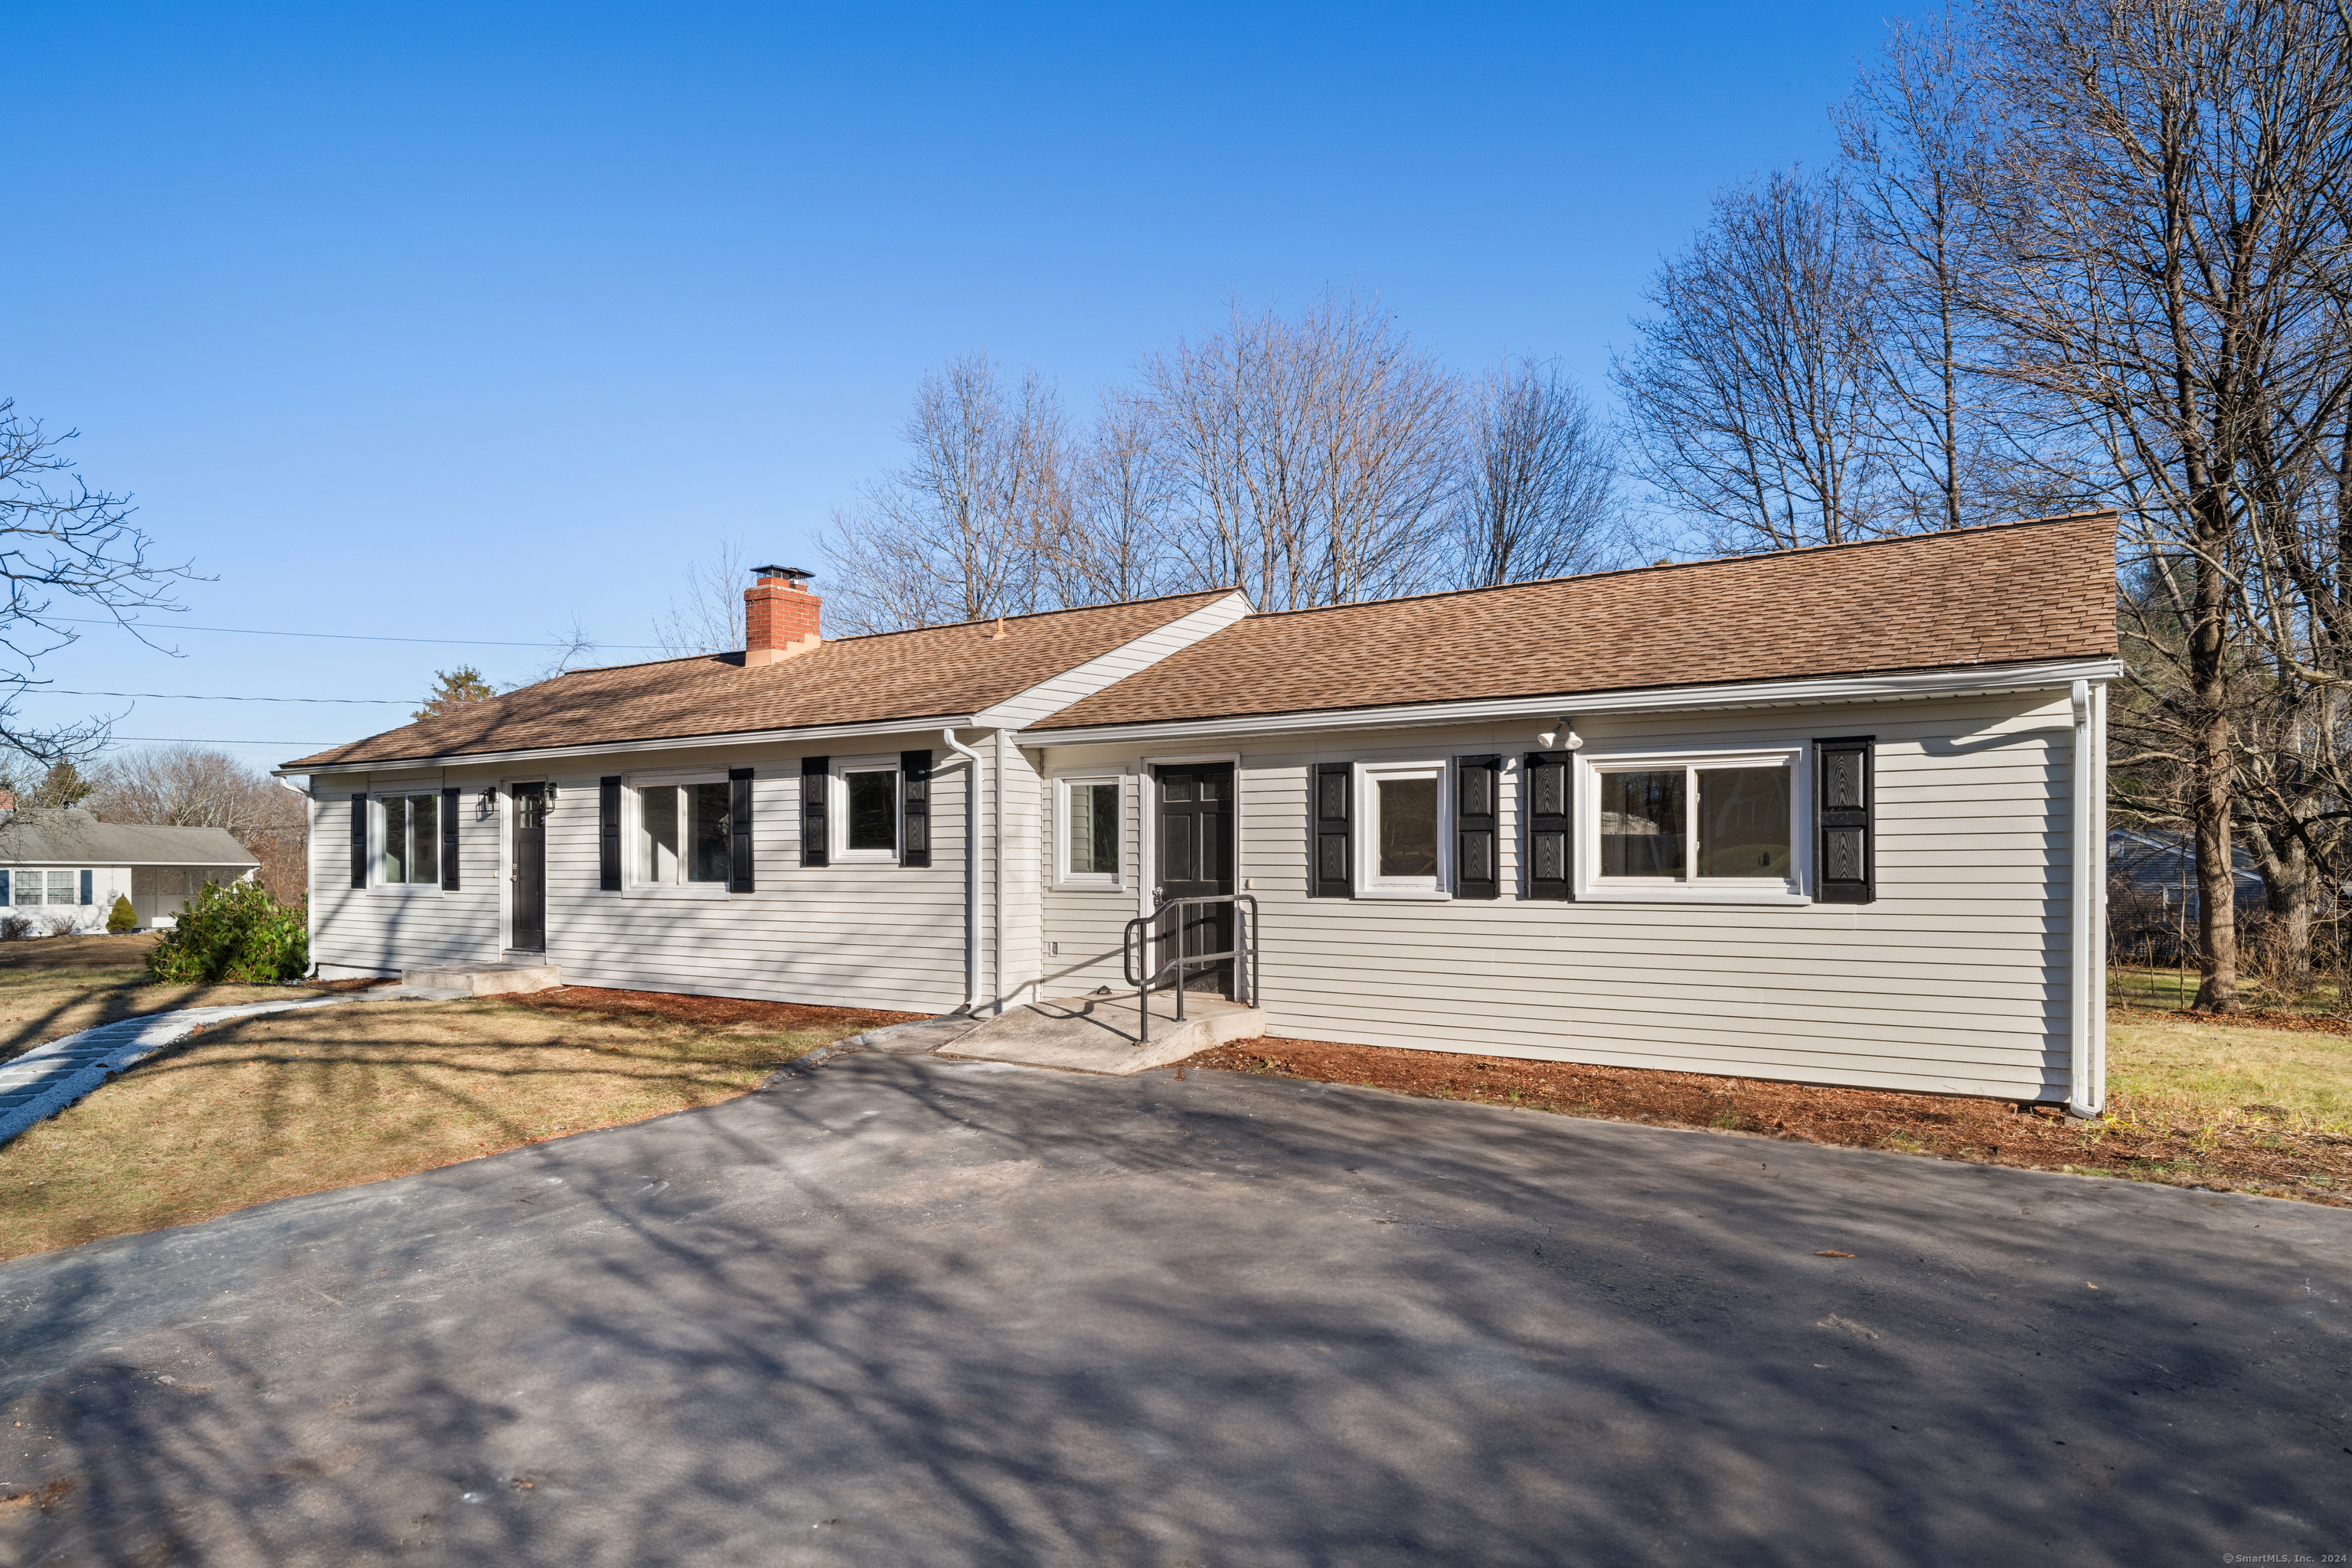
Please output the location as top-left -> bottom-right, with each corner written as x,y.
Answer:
2107,827 -> 2265,921
279,512 -> 2121,1113
0,809 -> 260,933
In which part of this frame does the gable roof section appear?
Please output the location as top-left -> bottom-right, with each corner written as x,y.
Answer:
0,812 -> 257,867
1032,513 -> 2119,733
282,590 -> 1234,770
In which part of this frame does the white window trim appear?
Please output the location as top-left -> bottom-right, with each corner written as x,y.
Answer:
369,789 -> 446,897
623,769 -> 733,897
1354,758 -> 1452,900
1573,743 -> 1811,906
829,753 -> 902,865
1052,768 -> 1129,891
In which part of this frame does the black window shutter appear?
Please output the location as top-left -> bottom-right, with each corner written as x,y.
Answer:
1310,761 -> 1351,898
900,750 -> 932,867
728,767 -> 755,893
350,793 -> 368,888
442,787 -> 462,891
1525,752 -> 1573,900
1454,755 -> 1500,899
597,776 -> 622,891
801,756 -> 828,867
1815,737 -> 1875,903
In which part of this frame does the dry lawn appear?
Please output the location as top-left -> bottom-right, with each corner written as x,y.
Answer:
1,983 -> 916,1263
0,933 -> 312,1066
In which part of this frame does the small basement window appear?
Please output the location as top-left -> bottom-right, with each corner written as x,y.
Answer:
635,778 -> 732,886
1581,747 -> 1802,902
1354,760 -> 1449,899
1055,772 -> 1124,888
377,792 -> 440,887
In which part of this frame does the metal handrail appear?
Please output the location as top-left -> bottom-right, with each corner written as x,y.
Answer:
1121,892 -> 1259,1044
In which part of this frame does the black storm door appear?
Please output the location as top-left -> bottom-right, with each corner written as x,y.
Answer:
511,783 -> 547,952
1153,763 -> 1234,996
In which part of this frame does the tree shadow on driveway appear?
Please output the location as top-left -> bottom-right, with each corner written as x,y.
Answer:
2,1055 -> 2346,1566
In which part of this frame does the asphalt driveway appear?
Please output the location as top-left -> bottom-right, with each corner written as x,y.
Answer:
1,1055 -> 2346,1567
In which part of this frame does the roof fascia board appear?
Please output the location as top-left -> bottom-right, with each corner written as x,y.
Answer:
1024,658 -> 2126,747
971,590 -> 1255,730
273,712 -> 982,779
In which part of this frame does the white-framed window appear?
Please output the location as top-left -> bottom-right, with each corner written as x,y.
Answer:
1577,745 -> 1805,903
629,772 -> 732,893
1354,759 -> 1449,899
7,870 -> 88,906
376,792 -> 441,887
1054,770 -> 1126,889
831,755 -> 900,864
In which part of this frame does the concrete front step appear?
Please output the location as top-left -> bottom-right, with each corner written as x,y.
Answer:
935,991 -> 1264,1076
398,962 -> 560,997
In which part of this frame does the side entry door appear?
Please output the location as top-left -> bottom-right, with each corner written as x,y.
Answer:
1153,763 -> 1234,995
511,783 -> 547,952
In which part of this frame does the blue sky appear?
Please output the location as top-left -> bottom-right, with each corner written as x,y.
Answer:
9,1 -> 1900,766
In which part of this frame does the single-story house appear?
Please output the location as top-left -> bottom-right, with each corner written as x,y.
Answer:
279,511 -> 2119,1112
0,809 -> 261,933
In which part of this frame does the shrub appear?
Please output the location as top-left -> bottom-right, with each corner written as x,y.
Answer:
0,913 -> 30,942
145,880 -> 308,984
106,893 -> 138,933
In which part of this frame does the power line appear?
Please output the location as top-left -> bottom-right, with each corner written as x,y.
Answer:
29,689 -> 408,704
103,736 -> 337,746
49,617 -> 663,651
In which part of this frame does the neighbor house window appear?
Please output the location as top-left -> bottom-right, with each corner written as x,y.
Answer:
830,756 -> 900,864
377,793 -> 440,887
1354,760 -> 1449,899
1055,772 -> 1125,887
10,870 -> 87,906
1582,748 -> 1801,900
634,778 -> 731,886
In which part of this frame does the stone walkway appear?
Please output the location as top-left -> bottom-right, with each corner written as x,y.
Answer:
0,996 -> 359,1148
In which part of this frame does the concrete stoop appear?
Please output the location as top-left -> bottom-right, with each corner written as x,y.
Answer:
933,991 -> 1264,1076
398,962 -> 561,998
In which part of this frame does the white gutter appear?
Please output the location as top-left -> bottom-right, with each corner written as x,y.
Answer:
270,712 -> 982,779
941,729 -> 985,1014
1026,658 -> 2126,749
2069,678 -> 2106,1117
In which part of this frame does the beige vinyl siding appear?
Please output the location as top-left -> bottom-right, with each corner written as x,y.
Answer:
309,737 -> 977,1013
1037,691 -> 2079,1100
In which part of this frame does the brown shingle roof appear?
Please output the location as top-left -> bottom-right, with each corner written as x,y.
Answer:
283,590 -> 1232,769
1032,514 -> 2118,733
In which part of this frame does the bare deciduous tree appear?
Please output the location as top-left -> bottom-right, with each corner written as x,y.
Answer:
1449,358 -> 1622,585
652,538 -> 753,656
819,356 -> 1070,633
1142,289 -> 1459,610
1615,168 -> 1895,554
1049,387 -> 1181,605
1965,0 -> 2352,1010
0,400 -> 194,760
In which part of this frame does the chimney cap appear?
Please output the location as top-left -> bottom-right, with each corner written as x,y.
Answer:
751,565 -> 814,581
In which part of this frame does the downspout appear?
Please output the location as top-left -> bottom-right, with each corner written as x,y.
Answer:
942,730 -> 984,1014
993,726 -> 1011,1014
2069,679 -> 2103,1118
276,774 -> 318,978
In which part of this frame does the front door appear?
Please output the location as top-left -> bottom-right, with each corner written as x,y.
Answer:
1154,763 -> 1234,995
511,783 -> 547,952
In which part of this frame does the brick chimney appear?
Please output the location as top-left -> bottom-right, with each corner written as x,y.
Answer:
743,566 -> 822,665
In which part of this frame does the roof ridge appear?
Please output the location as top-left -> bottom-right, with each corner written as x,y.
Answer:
1228,511 -> 2116,625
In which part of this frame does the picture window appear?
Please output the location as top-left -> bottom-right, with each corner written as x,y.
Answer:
635,780 -> 731,885
1584,749 -> 1801,900
378,792 -> 440,887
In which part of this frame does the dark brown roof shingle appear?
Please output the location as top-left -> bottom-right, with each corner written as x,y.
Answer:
1031,513 -> 2118,733
284,590 -> 1232,769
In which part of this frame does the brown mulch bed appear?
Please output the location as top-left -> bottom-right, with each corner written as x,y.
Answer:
1188,1036 -> 2352,1207
495,984 -> 923,1035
